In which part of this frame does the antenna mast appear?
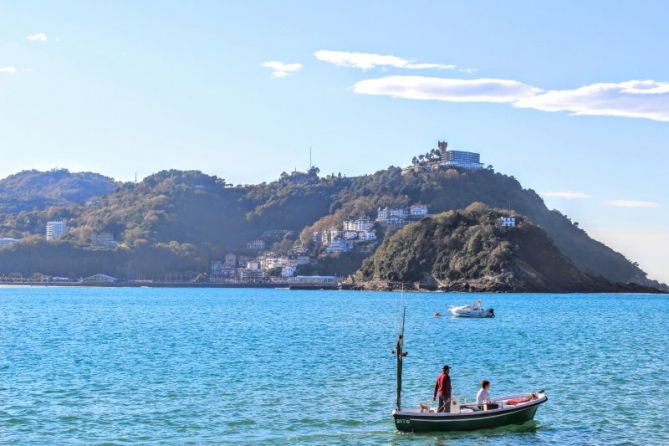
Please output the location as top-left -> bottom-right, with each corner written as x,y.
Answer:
393,284 -> 408,411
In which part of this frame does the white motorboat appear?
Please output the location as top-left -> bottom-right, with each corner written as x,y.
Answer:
449,299 -> 494,318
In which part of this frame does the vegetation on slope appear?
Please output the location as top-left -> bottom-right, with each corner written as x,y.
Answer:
0,164 -> 660,288
357,205 -> 624,292
0,169 -> 118,213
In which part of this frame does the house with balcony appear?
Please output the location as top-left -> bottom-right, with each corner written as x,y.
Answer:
499,216 -> 517,227
91,231 -> 117,248
377,207 -> 409,224
326,239 -> 353,253
409,204 -> 429,218
246,239 -> 266,251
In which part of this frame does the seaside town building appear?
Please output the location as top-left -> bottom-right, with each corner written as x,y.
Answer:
293,275 -> 338,286
343,230 -> 358,240
357,230 -> 377,241
500,216 -> 517,227
83,273 -> 118,283
240,268 -> 264,282
326,239 -> 353,253
409,204 -> 429,218
91,231 -> 117,248
246,239 -> 266,251
259,253 -> 285,270
343,217 -> 374,232
0,237 -> 20,249
210,260 -> 235,279
281,265 -> 297,278
377,207 -> 411,226
224,253 -> 237,268
246,261 -> 261,271
377,207 -> 409,223
317,224 -> 376,248
46,221 -> 67,241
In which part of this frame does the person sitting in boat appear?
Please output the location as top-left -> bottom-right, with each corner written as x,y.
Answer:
476,380 -> 498,410
432,365 -> 452,412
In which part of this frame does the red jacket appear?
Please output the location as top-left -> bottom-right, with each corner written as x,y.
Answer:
433,373 -> 452,399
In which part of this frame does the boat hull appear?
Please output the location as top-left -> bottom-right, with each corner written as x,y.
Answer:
449,310 -> 494,318
393,396 -> 546,432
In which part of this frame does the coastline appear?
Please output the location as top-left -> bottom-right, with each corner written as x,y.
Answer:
0,281 -> 665,294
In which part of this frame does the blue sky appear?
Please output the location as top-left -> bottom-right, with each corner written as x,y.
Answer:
1,1 -> 668,282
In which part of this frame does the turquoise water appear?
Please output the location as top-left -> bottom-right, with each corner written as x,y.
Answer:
1,288 -> 667,445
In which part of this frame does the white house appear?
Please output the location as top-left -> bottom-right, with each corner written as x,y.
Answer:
224,253 -> 237,268
46,221 -> 67,241
246,261 -> 261,271
91,231 -> 117,248
246,239 -> 266,250
500,216 -> 517,227
344,217 -> 374,232
326,239 -> 353,253
343,230 -> 358,240
377,207 -> 408,223
357,230 -> 377,241
281,265 -> 297,278
240,269 -> 264,281
409,204 -> 429,218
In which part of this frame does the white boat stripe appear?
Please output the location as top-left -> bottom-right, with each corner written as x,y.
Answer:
396,397 -> 547,423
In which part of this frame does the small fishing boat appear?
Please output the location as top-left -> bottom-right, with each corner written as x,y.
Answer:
391,306 -> 546,432
449,299 -> 494,318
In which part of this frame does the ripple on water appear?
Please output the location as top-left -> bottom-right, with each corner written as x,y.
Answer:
0,288 -> 668,445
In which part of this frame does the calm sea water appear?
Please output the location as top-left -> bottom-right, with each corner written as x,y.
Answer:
1,287 -> 667,445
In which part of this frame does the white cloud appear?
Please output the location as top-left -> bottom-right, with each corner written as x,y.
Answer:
261,61 -> 303,78
606,200 -> 662,208
541,191 -> 593,199
27,32 -> 48,42
353,76 -> 542,103
314,50 -> 461,71
514,80 -> 669,122
351,75 -> 669,123
0,66 -> 17,74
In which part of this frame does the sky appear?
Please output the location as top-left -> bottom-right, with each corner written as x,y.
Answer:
1,1 -> 668,282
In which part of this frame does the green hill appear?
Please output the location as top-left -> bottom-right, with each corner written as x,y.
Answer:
0,164 -> 663,289
356,206 -> 648,292
0,169 -> 118,213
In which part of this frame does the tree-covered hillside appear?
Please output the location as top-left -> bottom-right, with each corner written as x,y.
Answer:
0,164 -> 661,288
357,205 -> 625,292
0,169 -> 118,213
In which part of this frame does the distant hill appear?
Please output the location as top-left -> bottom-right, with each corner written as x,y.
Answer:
356,206 -> 654,292
0,169 -> 118,212
0,164 -> 663,289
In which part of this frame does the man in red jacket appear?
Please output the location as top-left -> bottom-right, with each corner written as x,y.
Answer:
433,365 -> 452,412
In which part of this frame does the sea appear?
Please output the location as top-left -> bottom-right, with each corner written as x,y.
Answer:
1,287 -> 667,445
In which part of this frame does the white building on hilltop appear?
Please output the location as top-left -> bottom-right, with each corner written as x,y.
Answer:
437,140 -> 483,170
500,216 -> 517,227
46,221 -> 67,241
